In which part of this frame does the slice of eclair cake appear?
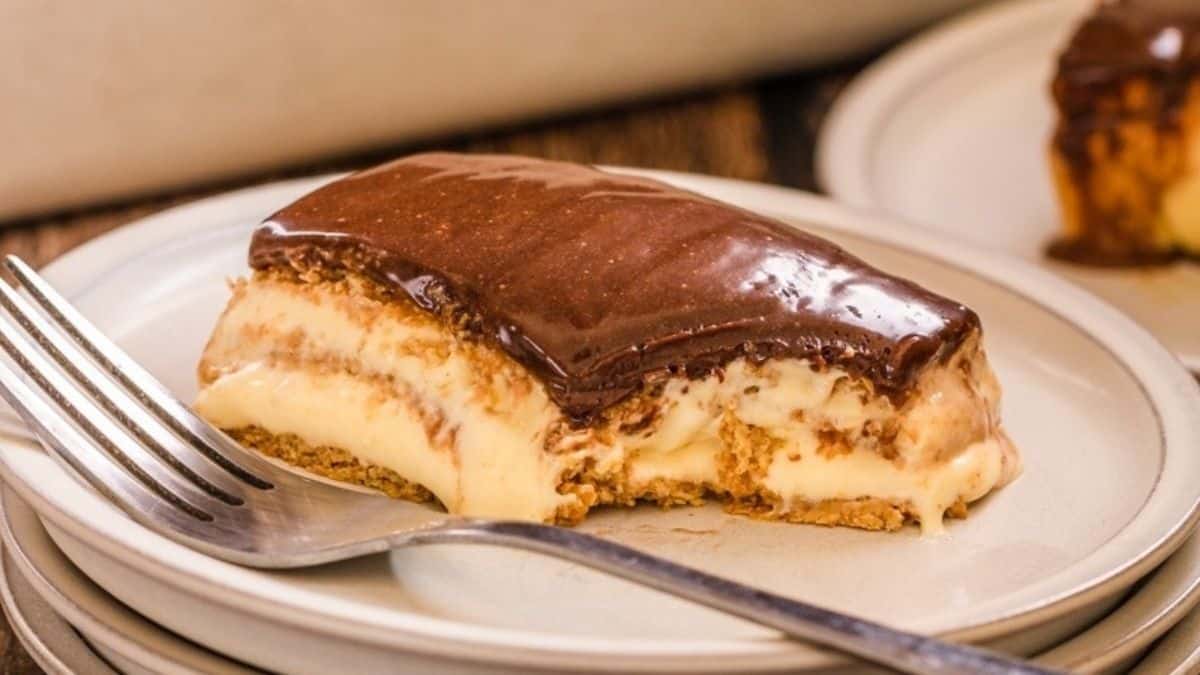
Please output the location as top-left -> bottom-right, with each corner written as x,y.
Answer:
1049,0 -> 1200,264
196,152 -> 1020,533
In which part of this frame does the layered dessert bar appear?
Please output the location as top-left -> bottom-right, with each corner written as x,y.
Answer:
196,153 -> 1020,533
1049,0 -> 1200,265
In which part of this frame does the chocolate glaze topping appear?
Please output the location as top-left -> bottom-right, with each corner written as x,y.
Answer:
251,153 -> 979,422
1055,0 -> 1200,118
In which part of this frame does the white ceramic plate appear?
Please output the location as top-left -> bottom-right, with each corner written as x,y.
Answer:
3,478 -> 1198,675
0,171 -> 1198,673
1132,601 -> 1200,675
0,551 -> 116,675
1037,531 -> 1200,674
816,0 -> 1200,373
0,487 -> 259,675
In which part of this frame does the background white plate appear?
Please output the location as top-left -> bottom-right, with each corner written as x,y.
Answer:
817,0 -> 1200,373
0,172 -> 1198,672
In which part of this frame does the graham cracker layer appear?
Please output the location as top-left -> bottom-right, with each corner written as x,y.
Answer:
226,426 -> 438,507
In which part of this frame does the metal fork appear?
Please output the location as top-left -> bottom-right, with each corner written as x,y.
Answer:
0,255 -> 1058,675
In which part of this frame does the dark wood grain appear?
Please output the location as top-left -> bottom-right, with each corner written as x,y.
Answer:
0,71 -> 852,672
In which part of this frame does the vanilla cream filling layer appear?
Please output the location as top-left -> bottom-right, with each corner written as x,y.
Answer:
197,363 -> 578,519
196,277 -> 1019,531
1162,121 -> 1200,254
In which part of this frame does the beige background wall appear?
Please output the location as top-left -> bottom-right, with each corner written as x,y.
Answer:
1,1 -> 981,221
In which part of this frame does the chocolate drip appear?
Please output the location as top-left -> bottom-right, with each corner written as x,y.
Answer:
251,153 -> 978,422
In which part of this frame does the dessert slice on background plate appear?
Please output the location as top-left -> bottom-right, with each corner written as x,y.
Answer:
1048,0 -> 1200,265
196,152 -> 1019,533
817,0 -> 1200,374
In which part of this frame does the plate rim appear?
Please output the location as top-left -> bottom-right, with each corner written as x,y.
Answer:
0,486 -> 256,674
814,0 -> 1084,208
1131,596 -> 1200,674
7,477 -> 1200,674
0,544 -> 117,675
0,169 -> 1197,668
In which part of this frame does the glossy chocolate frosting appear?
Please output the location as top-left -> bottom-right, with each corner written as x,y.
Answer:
1055,0 -> 1200,118
251,153 -> 979,421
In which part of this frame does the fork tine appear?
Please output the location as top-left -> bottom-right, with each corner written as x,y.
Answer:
0,351 -> 197,523
0,302 -> 224,521
5,256 -> 273,489
0,281 -> 247,505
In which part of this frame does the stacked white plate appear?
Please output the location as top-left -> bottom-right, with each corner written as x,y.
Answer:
2,2 -> 1200,667
0,163 -> 1198,673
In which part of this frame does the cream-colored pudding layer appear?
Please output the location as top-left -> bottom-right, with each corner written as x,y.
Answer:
196,275 -> 1019,532
1162,120 -> 1200,254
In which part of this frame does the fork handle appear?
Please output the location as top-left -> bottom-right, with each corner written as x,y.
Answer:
413,521 -> 1060,675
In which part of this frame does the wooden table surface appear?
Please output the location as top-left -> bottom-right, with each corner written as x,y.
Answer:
0,60 -> 865,672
